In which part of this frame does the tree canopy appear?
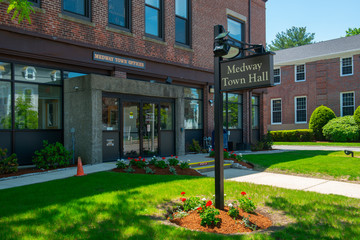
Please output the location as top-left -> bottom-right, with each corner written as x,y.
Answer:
267,26 -> 315,51
345,27 -> 360,37
0,0 -> 34,24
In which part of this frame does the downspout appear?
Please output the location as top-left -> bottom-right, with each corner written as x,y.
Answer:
248,0 -> 252,147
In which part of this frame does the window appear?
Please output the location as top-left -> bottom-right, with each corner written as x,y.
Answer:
63,0 -> 90,18
223,93 -> 242,129
175,0 -> 190,45
0,62 -> 11,80
28,0 -> 40,8
252,96 -> 259,129
0,81 -> 11,129
341,92 -> 355,116
145,0 -> 163,38
271,99 -> 281,124
295,64 -> 305,82
227,17 -> 244,42
341,57 -> 353,76
108,0 -> 130,29
184,88 -> 203,129
295,96 -> 307,123
274,69 -> 281,84
15,64 -> 62,85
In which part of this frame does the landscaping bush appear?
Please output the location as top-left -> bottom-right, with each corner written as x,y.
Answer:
322,116 -> 360,142
270,129 -> 315,142
188,139 -> 202,153
32,141 -> 72,169
0,148 -> 18,174
354,106 -> 360,127
309,105 -> 336,140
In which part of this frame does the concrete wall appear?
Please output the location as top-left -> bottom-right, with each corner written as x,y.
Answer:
64,74 -> 185,164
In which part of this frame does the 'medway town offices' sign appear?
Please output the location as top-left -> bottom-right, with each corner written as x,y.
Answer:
220,53 -> 274,91
93,52 -> 146,69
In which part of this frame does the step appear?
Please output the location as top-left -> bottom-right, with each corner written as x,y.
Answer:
190,160 -> 233,173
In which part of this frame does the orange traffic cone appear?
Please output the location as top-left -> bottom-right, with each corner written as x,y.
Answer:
75,157 -> 86,176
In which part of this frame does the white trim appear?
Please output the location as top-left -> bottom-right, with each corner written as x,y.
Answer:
295,64 -> 306,82
340,56 -> 354,77
271,98 -> 282,125
274,68 -> 281,85
294,96 -> 307,124
340,91 -> 355,116
226,9 -> 247,22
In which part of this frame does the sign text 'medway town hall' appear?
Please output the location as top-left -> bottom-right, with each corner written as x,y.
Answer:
220,53 -> 274,91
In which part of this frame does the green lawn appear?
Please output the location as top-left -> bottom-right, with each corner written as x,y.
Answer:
274,141 -> 360,147
245,150 -> 360,181
1,172 -> 360,239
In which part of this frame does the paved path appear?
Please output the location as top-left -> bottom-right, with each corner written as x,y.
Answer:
273,145 -> 360,152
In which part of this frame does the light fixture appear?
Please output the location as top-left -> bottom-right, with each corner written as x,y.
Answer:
165,76 -> 172,84
209,85 -> 215,93
209,99 -> 214,106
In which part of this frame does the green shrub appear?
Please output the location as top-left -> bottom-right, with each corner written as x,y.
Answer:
167,156 -> 179,166
270,129 -> 315,142
188,139 -> 201,153
322,116 -> 360,142
354,106 -> 360,127
32,141 -> 72,169
0,148 -> 18,174
309,105 -> 336,140
155,158 -> 167,169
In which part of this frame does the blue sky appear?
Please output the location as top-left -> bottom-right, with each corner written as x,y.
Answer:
266,0 -> 360,44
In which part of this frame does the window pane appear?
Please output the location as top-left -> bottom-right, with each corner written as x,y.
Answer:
160,102 -> 173,130
14,83 -> 62,129
102,98 -> 118,130
145,6 -> 159,36
64,0 -> 85,15
175,17 -> 187,44
145,0 -> 159,8
228,93 -> 242,103
342,57 -> 352,75
342,93 -> 354,116
184,99 -> 203,129
109,0 -> 126,27
63,71 -> 87,79
272,99 -> 281,123
274,69 -> 280,84
228,103 -> 242,129
0,62 -> 11,80
296,65 -> 305,81
296,97 -> 306,122
175,0 -> 187,18
227,18 -> 243,42
15,64 -> 62,85
0,81 -> 11,129
184,88 -> 202,99
252,96 -> 259,129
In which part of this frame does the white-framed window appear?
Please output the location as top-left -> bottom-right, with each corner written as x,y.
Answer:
295,64 -> 305,82
341,92 -> 355,116
295,96 -> 307,123
271,98 -> 282,124
274,68 -> 281,85
341,57 -> 353,76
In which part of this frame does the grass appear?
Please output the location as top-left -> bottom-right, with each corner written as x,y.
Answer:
274,141 -> 360,147
1,172 -> 360,239
245,150 -> 360,181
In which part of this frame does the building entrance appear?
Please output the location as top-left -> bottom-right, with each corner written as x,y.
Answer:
102,94 -> 174,161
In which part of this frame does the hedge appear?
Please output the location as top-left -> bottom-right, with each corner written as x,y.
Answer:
322,116 -> 360,142
270,129 -> 315,142
309,105 -> 336,140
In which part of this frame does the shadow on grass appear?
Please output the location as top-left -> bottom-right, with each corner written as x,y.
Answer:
266,196 -> 360,239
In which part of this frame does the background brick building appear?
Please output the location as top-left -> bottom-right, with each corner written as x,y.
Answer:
264,35 -> 360,131
0,0 -> 267,165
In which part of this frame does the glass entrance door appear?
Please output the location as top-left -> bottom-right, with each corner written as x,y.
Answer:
123,102 -> 140,157
142,103 -> 158,156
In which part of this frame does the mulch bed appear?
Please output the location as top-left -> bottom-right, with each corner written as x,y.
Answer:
168,206 -> 272,234
112,165 -> 204,177
0,164 -> 77,179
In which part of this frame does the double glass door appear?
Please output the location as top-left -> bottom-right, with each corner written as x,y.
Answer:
102,95 -> 174,161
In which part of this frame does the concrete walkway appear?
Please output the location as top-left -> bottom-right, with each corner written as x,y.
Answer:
273,144 -> 360,152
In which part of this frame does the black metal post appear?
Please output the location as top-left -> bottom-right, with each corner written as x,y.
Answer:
214,25 -> 224,210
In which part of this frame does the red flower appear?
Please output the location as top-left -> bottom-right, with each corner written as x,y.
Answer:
224,149 -> 227,152
206,200 -> 212,207
181,198 -> 186,202
171,155 -> 174,157
162,157 -> 166,160
175,156 -> 178,158
231,151 -> 234,154
197,207 -> 202,211
234,154 -> 237,156
211,149 -> 214,151
139,156 -> 141,159
181,192 -> 185,195
249,198 -> 251,200
128,157 -> 131,160
241,191 -> 246,196
142,159 -> 145,162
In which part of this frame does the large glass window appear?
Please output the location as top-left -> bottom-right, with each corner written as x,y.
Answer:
108,0 -> 130,29
145,0 -> 162,38
184,88 -> 203,129
271,99 -> 282,124
227,17 -> 244,42
14,83 -> 62,129
0,81 -> 11,129
15,64 -> 62,85
0,62 -> 11,80
223,93 -> 242,129
295,96 -> 307,123
63,0 -> 90,18
175,0 -> 190,45
252,96 -> 259,129
160,102 -> 173,130
274,68 -> 280,84
341,92 -> 355,116
102,98 -> 118,130
295,64 -> 305,82
341,57 -> 353,76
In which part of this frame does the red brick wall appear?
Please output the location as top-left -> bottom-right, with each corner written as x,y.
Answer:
264,54 -> 360,132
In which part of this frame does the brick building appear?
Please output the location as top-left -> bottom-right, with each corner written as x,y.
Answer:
0,0 -> 267,165
264,35 -> 360,131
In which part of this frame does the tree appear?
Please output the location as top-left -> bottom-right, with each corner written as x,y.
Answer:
0,0 -> 34,24
268,26 -> 315,51
345,27 -> 360,37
